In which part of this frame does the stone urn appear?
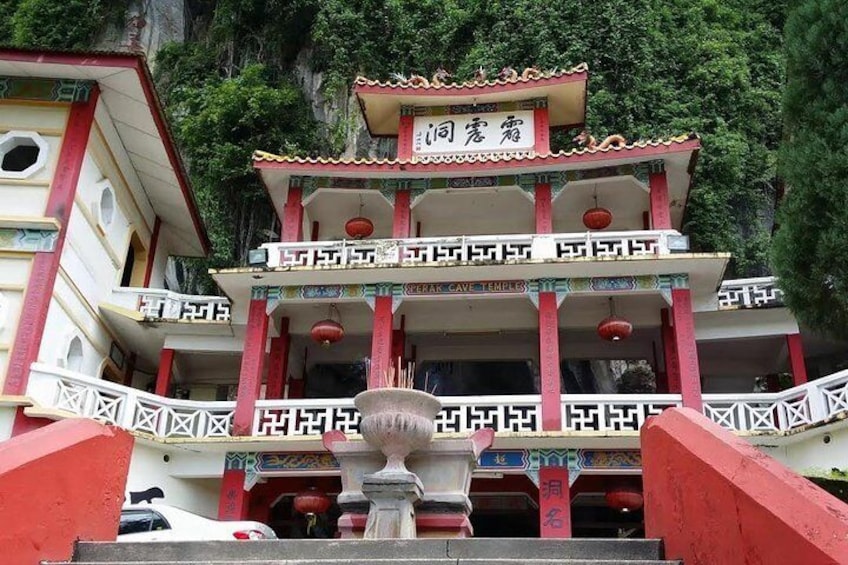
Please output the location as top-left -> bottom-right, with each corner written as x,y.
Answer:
354,388 -> 442,475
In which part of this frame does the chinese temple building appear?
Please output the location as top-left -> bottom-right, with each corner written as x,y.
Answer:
2,49 -> 848,541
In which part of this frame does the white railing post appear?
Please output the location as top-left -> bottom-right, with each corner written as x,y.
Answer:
120,389 -> 138,429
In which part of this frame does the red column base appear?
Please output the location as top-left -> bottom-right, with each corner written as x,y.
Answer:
337,512 -> 473,538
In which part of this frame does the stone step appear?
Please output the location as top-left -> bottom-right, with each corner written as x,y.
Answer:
70,539 -> 667,563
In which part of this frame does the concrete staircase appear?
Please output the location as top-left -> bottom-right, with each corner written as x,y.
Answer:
62,538 -> 681,565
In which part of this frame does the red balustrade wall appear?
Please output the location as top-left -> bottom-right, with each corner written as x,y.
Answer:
642,408 -> 848,564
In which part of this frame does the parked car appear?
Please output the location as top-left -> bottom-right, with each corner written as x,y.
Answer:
118,504 -> 277,542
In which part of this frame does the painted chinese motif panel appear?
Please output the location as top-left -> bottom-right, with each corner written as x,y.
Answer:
413,110 -> 534,156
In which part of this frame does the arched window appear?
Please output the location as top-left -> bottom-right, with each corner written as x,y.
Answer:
65,336 -> 84,372
120,232 -> 148,287
0,131 -> 49,179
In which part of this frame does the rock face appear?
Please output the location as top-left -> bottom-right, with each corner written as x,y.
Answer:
97,0 -> 185,64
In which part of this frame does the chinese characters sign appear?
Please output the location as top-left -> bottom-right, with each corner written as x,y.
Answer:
413,110 -> 535,156
539,467 -> 571,538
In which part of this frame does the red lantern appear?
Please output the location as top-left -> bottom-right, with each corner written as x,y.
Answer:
311,319 -> 344,346
597,316 -> 633,342
345,217 -> 374,239
605,486 -> 644,513
597,298 -> 632,341
294,488 -> 332,535
293,488 -> 332,516
583,207 -> 612,230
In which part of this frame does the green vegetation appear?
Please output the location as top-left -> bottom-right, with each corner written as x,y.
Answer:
771,0 -> 848,338
1,0 -> 125,50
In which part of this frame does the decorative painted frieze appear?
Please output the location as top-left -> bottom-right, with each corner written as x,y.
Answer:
0,227 -> 58,252
0,76 -> 94,103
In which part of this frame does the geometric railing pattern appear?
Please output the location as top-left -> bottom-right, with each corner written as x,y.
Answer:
261,230 -> 677,269
27,364 -> 848,440
717,276 -> 784,310
110,288 -> 231,322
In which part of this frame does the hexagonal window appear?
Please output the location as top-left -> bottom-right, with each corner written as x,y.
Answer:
0,131 -> 49,179
99,182 -> 115,227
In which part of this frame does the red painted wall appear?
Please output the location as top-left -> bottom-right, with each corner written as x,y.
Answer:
0,419 -> 133,565
642,408 -> 848,564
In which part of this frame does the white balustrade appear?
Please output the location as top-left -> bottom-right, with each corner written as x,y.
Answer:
26,364 -> 848,439
261,230 -> 675,269
717,277 -> 784,310
110,287 -> 231,322
561,394 -> 682,432
26,364 -> 235,438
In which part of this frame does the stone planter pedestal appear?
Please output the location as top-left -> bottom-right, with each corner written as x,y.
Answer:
322,427 -> 494,539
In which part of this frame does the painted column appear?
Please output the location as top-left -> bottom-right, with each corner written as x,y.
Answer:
393,190 -> 412,238
539,466 -> 571,538
232,293 -> 270,435
154,348 -> 175,397
142,216 -> 161,287
671,289 -> 702,411
533,106 -> 551,154
397,112 -> 415,161
265,318 -> 290,399
218,468 -> 250,520
281,186 -> 304,242
538,292 -> 562,431
649,170 -> 672,230
786,333 -> 808,386
661,308 -> 680,394
4,86 -> 100,399
369,296 -> 394,388
534,182 -> 553,234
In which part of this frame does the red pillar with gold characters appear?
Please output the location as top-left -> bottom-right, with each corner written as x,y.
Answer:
393,190 -> 412,239
281,185 -> 304,242
535,182 -> 553,234
369,293 -> 394,388
539,466 -> 572,538
232,290 -> 270,435
538,291 -> 562,431
671,288 -> 702,410
649,169 -> 671,230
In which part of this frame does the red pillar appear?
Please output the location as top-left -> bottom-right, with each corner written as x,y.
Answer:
266,319 -> 290,399
533,107 -> 551,154
218,468 -> 250,520
393,190 -> 412,239
535,183 -> 553,234
4,87 -> 100,398
155,348 -> 175,397
649,171 -> 672,230
369,296 -> 394,389
142,216 -> 161,288
671,289 -> 702,411
397,114 -> 415,160
287,377 -> 305,399
786,333 -> 808,386
661,308 -> 680,394
538,292 -> 562,431
281,186 -> 304,242
392,317 -> 406,375
539,466 -> 571,538
232,297 -> 270,436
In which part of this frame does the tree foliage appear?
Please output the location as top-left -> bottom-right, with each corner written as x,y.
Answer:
771,0 -> 848,338
3,0 -> 125,49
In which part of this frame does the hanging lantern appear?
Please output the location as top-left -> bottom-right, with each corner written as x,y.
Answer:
605,486 -> 644,513
345,216 -> 374,239
294,487 -> 332,535
583,207 -> 613,230
583,189 -> 612,230
597,298 -> 632,341
311,304 -> 344,346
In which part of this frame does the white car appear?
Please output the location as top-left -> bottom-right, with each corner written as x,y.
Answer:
118,504 -> 277,542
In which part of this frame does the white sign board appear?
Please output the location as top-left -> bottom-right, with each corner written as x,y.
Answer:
412,110 -> 535,156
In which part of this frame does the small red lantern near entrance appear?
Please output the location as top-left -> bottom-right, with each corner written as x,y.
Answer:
597,298 -> 632,341
583,207 -> 613,230
605,486 -> 644,513
345,216 -> 374,239
294,487 -> 332,535
311,304 -> 344,346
